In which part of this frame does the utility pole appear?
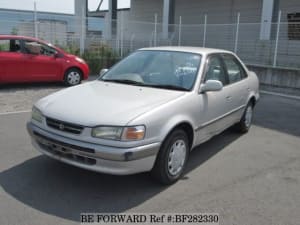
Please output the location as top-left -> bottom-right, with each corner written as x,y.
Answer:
34,1 -> 38,38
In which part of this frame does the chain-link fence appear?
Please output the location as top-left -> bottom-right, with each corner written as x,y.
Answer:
1,9 -> 300,70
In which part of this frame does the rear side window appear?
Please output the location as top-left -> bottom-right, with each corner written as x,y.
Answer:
0,39 -> 21,52
222,54 -> 247,84
204,56 -> 228,85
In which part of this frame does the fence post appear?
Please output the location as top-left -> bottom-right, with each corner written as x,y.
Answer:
120,11 -> 124,58
203,14 -> 207,47
34,1 -> 38,38
273,10 -> 282,67
79,7 -> 85,55
234,12 -> 240,53
116,37 -> 119,54
130,34 -> 135,52
178,16 -> 182,46
149,32 -> 153,47
154,13 -> 157,47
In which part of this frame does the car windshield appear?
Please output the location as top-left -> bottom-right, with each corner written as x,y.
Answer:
100,50 -> 201,91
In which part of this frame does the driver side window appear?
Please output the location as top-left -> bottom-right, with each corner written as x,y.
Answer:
204,56 -> 228,85
23,41 -> 42,55
23,40 -> 56,56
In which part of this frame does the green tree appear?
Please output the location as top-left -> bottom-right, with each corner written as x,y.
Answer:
11,27 -> 18,35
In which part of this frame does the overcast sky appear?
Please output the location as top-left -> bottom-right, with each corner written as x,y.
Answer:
0,0 -> 130,14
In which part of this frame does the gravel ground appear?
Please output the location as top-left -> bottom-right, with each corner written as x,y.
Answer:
0,77 -> 96,114
0,83 -> 64,113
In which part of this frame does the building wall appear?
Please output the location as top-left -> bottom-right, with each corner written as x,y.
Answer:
17,22 -> 34,37
107,0 -> 300,69
38,21 -> 67,45
171,0 -> 300,68
275,0 -> 300,68
279,0 -> 300,22
125,0 -> 164,46
129,0 -> 163,22
107,0 -> 165,49
173,0 -> 262,48
17,20 -> 67,45
174,0 -> 262,24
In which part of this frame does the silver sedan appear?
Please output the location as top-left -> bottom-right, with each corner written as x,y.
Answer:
27,47 -> 259,184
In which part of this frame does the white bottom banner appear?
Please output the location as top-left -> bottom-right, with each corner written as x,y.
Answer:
80,213 -> 219,225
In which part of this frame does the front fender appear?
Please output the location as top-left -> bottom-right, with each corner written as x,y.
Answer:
127,93 -> 199,148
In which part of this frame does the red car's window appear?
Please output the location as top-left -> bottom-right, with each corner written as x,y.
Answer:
23,40 -> 57,56
0,39 -> 21,52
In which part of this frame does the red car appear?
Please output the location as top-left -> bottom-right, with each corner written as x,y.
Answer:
0,35 -> 89,86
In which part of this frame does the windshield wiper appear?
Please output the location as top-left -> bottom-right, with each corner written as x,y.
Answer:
101,79 -> 145,86
146,84 -> 189,91
101,79 -> 189,91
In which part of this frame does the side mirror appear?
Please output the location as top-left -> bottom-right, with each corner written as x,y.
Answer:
54,52 -> 59,58
199,80 -> 223,93
99,68 -> 108,76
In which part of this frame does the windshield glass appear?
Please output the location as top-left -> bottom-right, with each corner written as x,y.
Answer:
100,50 -> 202,91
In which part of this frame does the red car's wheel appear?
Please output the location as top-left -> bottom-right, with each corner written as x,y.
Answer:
64,68 -> 82,86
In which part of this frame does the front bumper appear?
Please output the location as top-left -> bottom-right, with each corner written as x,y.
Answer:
27,122 -> 160,175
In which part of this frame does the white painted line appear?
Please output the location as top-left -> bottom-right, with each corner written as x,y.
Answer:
0,110 -> 31,116
260,90 -> 300,100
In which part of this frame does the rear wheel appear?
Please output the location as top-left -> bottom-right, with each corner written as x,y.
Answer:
235,102 -> 253,133
64,68 -> 82,86
151,129 -> 189,185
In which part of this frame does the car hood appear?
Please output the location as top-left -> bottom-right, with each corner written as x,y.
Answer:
64,53 -> 76,59
36,81 -> 186,126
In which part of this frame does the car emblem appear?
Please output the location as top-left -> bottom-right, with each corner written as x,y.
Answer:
59,124 -> 65,130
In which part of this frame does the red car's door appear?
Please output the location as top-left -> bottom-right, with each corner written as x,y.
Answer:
22,40 -> 63,81
0,39 -> 25,83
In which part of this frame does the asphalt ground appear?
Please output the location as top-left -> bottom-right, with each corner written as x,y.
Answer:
0,93 -> 299,225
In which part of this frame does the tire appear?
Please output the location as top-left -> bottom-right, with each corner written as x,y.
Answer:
151,129 -> 189,185
64,68 -> 82,86
235,102 -> 254,133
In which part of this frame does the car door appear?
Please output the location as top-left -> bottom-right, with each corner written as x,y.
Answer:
195,54 -> 235,144
22,39 -> 62,81
221,53 -> 249,123
0,38 -> 25,83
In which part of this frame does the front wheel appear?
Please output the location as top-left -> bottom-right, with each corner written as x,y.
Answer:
64,68 -> 82,86
235,102 -> 253,133
151,129 -> 189,185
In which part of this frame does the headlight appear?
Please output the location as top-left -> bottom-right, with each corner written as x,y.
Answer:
91,125 -> 145,141
32,107 -> 43,123
75,57 -> 85,64
92,126 -> 123,140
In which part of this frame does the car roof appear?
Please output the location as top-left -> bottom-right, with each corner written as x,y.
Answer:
139,46 -> 233,56
0,35 -> 61,51
0,35 -> 40,41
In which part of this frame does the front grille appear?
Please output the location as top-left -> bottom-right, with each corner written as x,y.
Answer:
33,131 -> 95,154
33,131 -> 96,166
46,117 -> 83,134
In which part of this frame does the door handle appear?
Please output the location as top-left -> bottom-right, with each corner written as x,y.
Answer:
247,87 -> 251,92
226,96 -> 232,101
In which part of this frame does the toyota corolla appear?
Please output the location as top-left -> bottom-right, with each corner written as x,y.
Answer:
27,47 -> 259,184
